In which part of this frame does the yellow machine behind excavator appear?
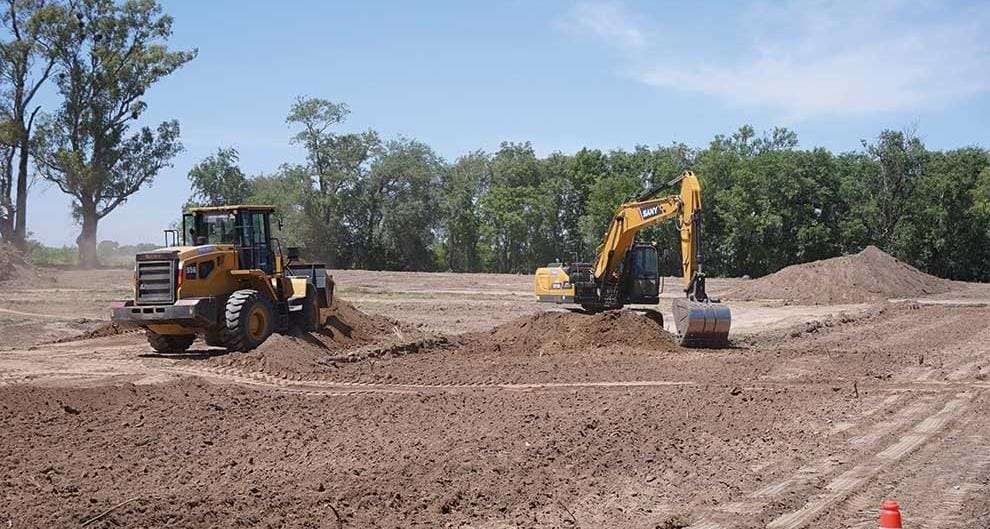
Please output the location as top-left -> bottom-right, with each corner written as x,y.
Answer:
533,170 -> 731,347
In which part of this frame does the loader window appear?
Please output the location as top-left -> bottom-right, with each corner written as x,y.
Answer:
194,213 -> 238,245
237,211 -> 274,274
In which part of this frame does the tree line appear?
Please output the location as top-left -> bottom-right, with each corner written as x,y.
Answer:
1,0 -> 194,267
189,99 -> 990,281
3,1 -> 989,280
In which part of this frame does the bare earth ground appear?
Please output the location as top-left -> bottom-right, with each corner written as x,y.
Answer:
2,268 -> 990,528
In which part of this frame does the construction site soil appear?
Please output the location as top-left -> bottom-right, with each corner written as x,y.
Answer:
2,255 -> 990,528
727,246 -> 954,304
0,241 -> 48,287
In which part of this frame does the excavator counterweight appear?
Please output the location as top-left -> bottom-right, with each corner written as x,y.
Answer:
533,170 -> 731,347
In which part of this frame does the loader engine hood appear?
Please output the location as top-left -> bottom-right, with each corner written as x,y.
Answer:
141,245 -> 235,261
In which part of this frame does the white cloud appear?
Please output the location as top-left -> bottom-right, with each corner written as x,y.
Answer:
557,1 -> 647,50
560,1 -> 990,119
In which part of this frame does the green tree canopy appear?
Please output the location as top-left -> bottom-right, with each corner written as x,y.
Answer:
35,0 -> 195,267
187,147 -> 249,207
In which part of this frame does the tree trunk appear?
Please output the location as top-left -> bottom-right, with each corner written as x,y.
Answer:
0,148 -> 14,241
13,139 -> 29,249
76,205 -> 99,268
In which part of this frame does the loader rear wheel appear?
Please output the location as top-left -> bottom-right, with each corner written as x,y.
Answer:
224,289 -> 274,352
146,331 -> 195,354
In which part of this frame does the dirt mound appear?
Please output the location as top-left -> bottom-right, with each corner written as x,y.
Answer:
207,308 -> 678,381
205,298 -> 424,377
0,240 -> 37,284
727,246 -> 952,304
55,321 -> 140,343
462,309 -> 678,356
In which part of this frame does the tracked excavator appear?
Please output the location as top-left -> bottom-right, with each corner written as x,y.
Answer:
533,170 -> 731,347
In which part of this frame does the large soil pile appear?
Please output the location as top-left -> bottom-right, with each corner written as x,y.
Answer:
205,298 -> 424,377
462,309 -> 678,356
728,246 -> 952,304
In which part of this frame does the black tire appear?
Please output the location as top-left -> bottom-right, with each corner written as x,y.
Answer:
204,331 -> 226,347
223,289 -> 274,352
292,284 -> 321,332
146,331 -> 195,353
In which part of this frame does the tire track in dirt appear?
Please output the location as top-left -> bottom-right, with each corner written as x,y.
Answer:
821,406 -> 990,529
162,362 -> 699,395
924,432 -> 990,529
685,391 -> 976,529
6,339 -> 990,398
155,359 -> 990,397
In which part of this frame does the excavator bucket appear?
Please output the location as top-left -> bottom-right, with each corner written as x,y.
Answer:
672,298 -> 731,347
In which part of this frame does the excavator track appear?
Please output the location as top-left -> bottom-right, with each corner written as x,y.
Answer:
672,298 -> 731,347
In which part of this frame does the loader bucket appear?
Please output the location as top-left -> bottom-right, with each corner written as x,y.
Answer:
672,298 -> 731,348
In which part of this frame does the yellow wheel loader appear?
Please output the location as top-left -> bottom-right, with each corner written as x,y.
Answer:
111,205 -> 333,353
533,171 -> 731,347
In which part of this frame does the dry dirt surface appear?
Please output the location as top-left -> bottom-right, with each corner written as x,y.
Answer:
0,266 -> 131,347
2,265 -> 990,528
0,241 -> 48,287
726,246 -> 954,304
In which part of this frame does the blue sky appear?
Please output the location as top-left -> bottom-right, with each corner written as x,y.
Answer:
26,0 -> 990,245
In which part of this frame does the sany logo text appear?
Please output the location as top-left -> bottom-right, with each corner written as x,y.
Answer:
640,206 -> 660,219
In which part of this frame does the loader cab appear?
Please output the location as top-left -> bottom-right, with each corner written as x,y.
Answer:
182,205 -> 277,274
623,243 -> 660,304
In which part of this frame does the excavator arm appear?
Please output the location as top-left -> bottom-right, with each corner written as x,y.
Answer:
593,171 -> 706,300
533,170 -> 730,347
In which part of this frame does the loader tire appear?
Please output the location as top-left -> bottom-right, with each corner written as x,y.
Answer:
224,289 -> 274,352
204,331 -> 226,348
146,331 -> 195,354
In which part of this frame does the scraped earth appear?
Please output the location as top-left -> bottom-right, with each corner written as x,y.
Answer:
2,256 -> 990,528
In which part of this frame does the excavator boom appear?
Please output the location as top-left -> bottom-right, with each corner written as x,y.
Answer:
533,170 -> 731,347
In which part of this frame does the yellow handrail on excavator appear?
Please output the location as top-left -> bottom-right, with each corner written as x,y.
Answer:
533,170 -> 731,347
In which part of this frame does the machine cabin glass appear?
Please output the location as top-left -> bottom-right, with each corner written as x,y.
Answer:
238,210 -> 274,274
183,208 -> 276,274
191,212 -> 238,245
625,245 -> 660,303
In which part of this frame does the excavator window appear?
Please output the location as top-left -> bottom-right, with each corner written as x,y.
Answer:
630,246 -> 658,279
624,245 -> 660,304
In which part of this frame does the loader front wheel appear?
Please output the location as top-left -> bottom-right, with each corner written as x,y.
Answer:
146,331 -> 195,354
204,331 -> 226,348
224,289 -> 274,352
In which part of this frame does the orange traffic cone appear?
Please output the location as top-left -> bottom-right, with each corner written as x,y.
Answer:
879,500 -> 902,529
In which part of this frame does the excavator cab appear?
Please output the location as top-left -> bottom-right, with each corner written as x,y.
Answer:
622,244 -> 660,304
